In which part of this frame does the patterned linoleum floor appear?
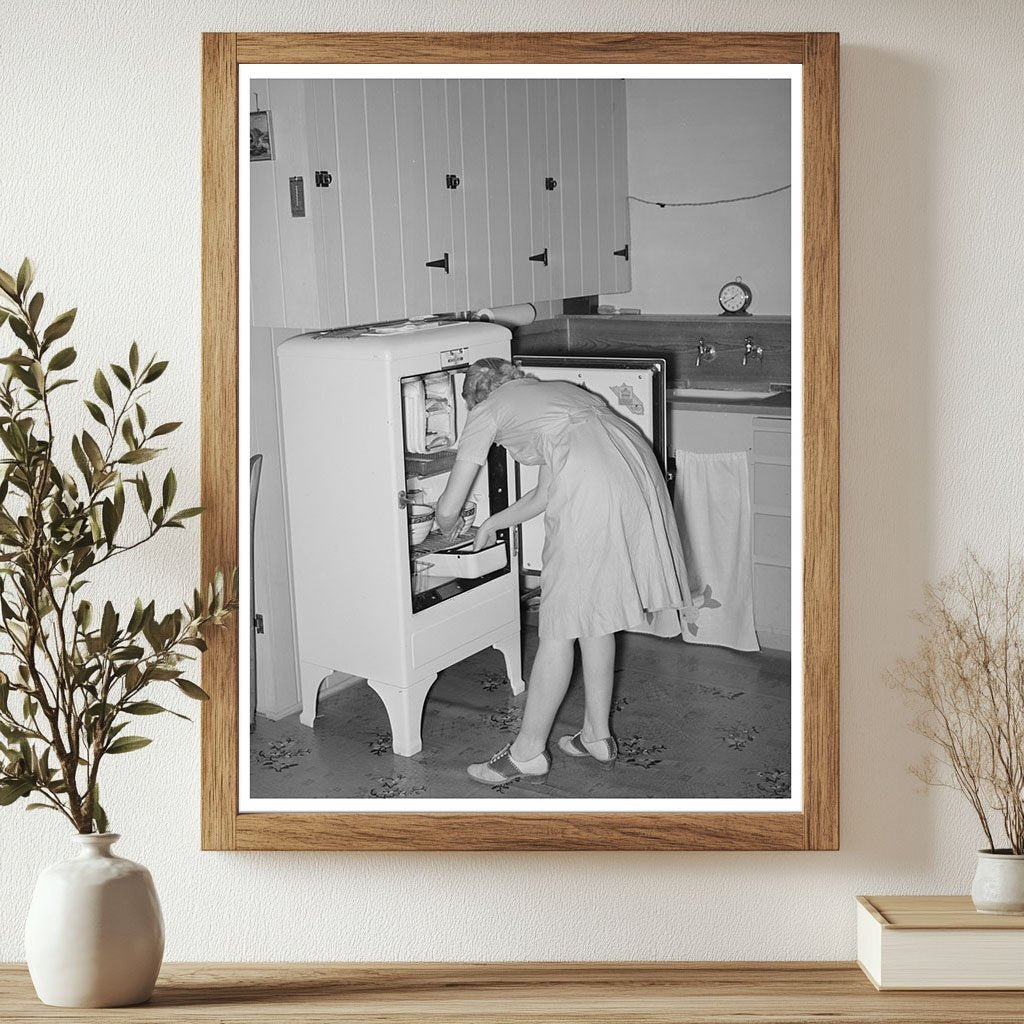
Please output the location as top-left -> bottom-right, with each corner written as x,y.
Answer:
250,628 -> 791,801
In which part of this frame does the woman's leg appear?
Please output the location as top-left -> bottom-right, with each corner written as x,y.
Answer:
579,633 -> 616,741
509,636 -> 575,761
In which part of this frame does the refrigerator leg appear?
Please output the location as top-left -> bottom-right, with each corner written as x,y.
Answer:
298,660 -> 332,728
492,635 -> 526,695
368,676 -> 436,757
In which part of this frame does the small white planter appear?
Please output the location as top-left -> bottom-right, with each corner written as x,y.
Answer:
25,833 -> 164,1007
971,850 -> 1024,915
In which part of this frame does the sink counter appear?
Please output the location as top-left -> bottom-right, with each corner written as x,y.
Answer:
668,388 -> 792,415
514,314 -> 792,395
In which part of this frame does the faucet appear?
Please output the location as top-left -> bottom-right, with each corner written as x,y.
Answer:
695,337 -> 716,367
743,337 -> 764,366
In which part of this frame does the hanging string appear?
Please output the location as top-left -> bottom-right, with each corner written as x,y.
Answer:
628,185 -> 791,208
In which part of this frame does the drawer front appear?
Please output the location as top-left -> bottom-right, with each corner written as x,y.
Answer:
753,462 -> 791,510
753,562 -> 791,630
412,588 -> 515,668
752,426 -> 791,459
754,512 -> 791,564
428,543 -> 507,580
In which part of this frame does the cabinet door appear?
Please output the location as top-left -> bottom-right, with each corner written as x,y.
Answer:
364,80 -> 405,321
308,79 -> 451,326
483,79 -> 515,308
308,79 -> 347,328
611,79 -> 632,293
543,80 -> 565,303
576,80 -> 602,298
557,80 -> 583,300
594,79 -> 620,295
505,79 -> 535,304
421,79 -> 455,313
445,80 -> 470,313
394,80 -> 432,319
331,79 -> 377,326
457,79 -> 492,311
526,80 -> 553,302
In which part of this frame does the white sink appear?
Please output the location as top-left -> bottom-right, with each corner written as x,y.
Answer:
672,388 -> 776,401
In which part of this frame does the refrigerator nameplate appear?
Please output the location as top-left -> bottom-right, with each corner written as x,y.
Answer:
440,346 -> 467,369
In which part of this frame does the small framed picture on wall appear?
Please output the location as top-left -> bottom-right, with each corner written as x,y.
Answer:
249,108 -> 273,162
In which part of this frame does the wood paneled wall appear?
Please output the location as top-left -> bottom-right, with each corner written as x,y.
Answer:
250,78 -> 631,332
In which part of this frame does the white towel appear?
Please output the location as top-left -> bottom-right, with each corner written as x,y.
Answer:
673,450 -> 759,652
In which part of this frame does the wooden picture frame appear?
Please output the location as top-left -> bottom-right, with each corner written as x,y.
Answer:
201,32 -> 839,851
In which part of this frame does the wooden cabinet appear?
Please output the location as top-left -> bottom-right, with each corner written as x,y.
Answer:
250,77 -> 631,331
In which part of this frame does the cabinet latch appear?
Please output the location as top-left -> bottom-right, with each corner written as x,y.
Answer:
314,170 -> 333,188
445,173 -> 461,190
544,177 -> 558,191
288,177 -> 305,217
425,252 -> 450,274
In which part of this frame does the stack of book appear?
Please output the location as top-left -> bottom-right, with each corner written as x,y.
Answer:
857,895 -> 1024,990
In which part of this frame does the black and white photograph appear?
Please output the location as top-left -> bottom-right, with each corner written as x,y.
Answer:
242,67 -> 801,811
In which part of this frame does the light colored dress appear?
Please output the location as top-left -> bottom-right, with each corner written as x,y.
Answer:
455,377 -> 693,640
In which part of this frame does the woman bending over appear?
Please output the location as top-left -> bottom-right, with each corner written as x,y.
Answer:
435,358 -> 692,785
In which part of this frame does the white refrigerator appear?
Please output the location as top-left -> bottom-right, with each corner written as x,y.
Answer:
277,319 -> 524,757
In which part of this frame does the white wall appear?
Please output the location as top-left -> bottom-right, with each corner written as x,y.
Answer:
605,79 -> 791,314
2,0 -> 1023,963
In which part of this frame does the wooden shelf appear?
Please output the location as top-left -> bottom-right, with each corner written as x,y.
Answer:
3,962 -> 1024,1022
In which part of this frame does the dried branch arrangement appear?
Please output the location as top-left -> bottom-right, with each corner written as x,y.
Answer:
0,259 -> 236,833
895,552 -> 1024,853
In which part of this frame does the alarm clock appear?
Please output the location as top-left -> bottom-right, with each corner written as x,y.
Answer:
718,277 -> 753,316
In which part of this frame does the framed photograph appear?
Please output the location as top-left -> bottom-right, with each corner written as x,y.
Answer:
201,32 -> 838,851
248,108 -> 273,162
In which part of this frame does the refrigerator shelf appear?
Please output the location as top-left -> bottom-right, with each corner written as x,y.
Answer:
411,527 -> 478,555
404,449 -> 457,478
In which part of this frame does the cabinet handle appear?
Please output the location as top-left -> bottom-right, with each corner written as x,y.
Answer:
425,252 -> 450,274
528,248 -> 549,267
544,176 -> 558,191
613,244 -> 630,261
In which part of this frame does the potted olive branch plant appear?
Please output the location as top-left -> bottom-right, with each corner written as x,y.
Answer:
895,551 -> 1024,914
0,259 -> 236,1007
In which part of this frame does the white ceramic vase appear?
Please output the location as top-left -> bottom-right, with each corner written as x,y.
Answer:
25,833 -> 164,1007
971,850 -> 1024,915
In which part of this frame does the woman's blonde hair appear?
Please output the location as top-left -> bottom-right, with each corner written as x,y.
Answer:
461,357 -> 527,409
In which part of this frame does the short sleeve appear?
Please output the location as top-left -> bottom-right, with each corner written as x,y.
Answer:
455,404 -> 498,466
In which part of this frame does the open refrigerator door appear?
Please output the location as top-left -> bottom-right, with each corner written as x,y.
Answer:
512,356 -> 667,574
